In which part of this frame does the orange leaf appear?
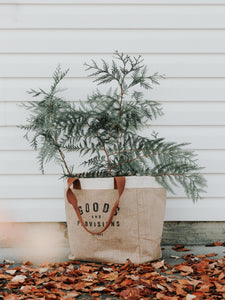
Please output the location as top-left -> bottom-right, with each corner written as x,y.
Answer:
176,285 -> 187,296
198,284 -> 210,292
215,282 -> 225,292
58,283 -> 75,290
121,278 -> 133,286
152,260 -> 165,269
161,282 -> 175,293
177,248 -> 190,252
121,259 -> 132,270
119,287 -> 140,299
206,241 -> 223,247
74,281 -> 87,290
156,293 -> 179,300
4,295 -> 19,300
101,272 -> 118,281
20,285 -> 39,294
175,265 -> 193,275
192,291 -> 205,299
206,253 -> 217,257
219,272 -> 225,280
79,265 -> 93,273
64,291 -> 80,298
172,244 -> 190,252
45,294 -> 57,300
0,273 -> 11,280
196,261 -> 210,273
201,274 -> 210,284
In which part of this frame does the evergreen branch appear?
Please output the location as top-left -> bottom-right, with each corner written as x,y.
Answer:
21,52 -> 207,202
52,135 -> 71,176
103,144 -> 112,176
117,83 -> 124,149
105,119 -> 118,140
108,148 -> 156,156
111,152 -> 165,169
47,87 -> 71,176
86,116 -> 112,175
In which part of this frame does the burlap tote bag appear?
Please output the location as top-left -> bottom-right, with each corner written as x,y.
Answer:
65,176 -> 166,264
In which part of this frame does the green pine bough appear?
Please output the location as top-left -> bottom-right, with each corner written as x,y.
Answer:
20,51 -> 207,202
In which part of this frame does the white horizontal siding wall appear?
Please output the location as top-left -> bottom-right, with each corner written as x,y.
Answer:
0,0 -> 225,222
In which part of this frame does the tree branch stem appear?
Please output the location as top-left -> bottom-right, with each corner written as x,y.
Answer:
117,84 -> 124,149
49,111 -> 71,176
103,145 -> 112,176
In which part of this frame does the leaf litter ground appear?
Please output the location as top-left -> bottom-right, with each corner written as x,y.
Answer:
1,244 -> 225,299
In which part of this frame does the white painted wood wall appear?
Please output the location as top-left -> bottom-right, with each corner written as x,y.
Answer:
0,0 -> 225,222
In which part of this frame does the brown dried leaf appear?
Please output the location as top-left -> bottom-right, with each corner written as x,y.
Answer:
152,260 -> 165,269
5,269 -> 17,275
39,267 -> 49,274
101,272 -> 118,281
11,275 -> 26,283
45,294 -> 57,300
0,273 -> 12,280
126,274 -> 140,281
194,261 -> 209,273
176,285 -> 187,296
192,291 -> 205,299
186,295 -> 197,300
119,287 -> 141,299
35,277 -> 50,285
22,260 -> 33,266
121,278 -> 133,286
198,284 -> 210,292
172,244 -> 190,252
74,281 -> 88,290
156,293 -> 179,300
92,286 -> 106,292
215,282 -> 225,292
20,285 -> 39,294
219,273 -> 225,281
206,253 -> 217,257
79,265 -> 93,273
156,284 -> 165,291
175,265 -> 193,275
64,291 -> 80,298
57,282 -> 75,290
4,295 -> 19,300
205,241 -> 224,247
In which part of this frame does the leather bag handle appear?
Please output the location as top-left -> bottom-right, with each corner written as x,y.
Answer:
66,177 -> 125,235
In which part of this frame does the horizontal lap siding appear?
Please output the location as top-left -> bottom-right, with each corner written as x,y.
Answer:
2,126 -> 225,150
1,5 -> 225,29
2,102 -> 225,126
1,54 -> 225,78
1,30 -> 225,53
0,1 -> 225,5
0,1 -> 224,221
1,150 -> 225,174
1,78 -> 225,102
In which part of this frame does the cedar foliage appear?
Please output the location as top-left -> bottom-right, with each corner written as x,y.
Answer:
20,51 -> 207,202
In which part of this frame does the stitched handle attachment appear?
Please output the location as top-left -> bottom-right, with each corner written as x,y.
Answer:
66,177 -> 125,235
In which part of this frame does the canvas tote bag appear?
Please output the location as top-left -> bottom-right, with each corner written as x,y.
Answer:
65,176 -> 166,264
